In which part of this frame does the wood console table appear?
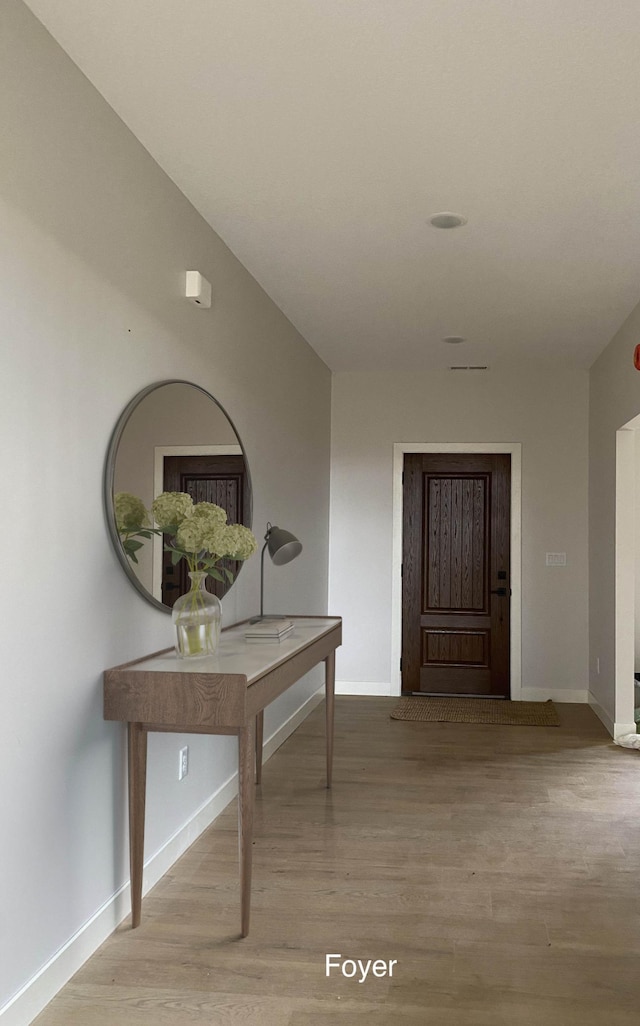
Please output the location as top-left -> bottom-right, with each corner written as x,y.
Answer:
104,615 -> 341,937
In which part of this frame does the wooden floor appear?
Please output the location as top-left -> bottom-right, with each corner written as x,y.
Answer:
34,699 -> 640,1025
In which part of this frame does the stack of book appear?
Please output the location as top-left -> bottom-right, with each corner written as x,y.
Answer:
244,617 -> 294,642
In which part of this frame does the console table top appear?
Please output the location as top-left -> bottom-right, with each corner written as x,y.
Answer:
107,615 -> 342,684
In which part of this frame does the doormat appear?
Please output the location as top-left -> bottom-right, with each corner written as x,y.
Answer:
390,697 -> 560,726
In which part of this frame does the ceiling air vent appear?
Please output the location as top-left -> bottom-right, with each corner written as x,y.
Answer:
449,365 -> 489,371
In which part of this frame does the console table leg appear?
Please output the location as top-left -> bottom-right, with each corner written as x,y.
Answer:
325,650 -> 335,789
128,722 -> 147,929
255,710 -> 264,785
238,719 -> 256,937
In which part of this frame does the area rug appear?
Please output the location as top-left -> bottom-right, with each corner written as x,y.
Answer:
390,697 -> 560,726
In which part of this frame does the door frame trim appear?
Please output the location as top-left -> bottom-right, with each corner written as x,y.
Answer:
613,418 -> 640,735
391,442 -> 522,699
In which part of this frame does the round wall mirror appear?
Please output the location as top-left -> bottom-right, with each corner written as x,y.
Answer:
104,380 -> 253,612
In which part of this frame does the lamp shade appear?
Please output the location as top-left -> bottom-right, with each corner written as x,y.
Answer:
252,523 -> 304,621
266,526 -> 303,565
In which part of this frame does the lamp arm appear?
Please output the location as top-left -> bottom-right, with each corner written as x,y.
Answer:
259,537 -> 269,618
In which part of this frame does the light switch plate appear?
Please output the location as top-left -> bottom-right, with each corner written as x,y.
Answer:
546,552 -> 567,566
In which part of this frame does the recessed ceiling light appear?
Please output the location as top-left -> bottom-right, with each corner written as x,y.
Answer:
429,212 -> 467,229
443,336 -> 466,344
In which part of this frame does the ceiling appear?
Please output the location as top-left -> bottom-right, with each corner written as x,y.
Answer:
23,0 -> 640,372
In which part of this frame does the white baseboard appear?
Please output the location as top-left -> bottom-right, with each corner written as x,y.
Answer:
335,681 -> 393,696
0,687 -> 324,1026
587,691 -> 637,739
588,690 -> 615,736
520,688 -> 588,704
335,684 -> 591,703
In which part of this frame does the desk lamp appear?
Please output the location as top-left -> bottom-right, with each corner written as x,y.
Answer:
253,522 -> 302,621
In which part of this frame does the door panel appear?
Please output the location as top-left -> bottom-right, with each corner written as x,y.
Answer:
402,453 -> 510,697
423,628 -> 488,665
426,475 -> 489,613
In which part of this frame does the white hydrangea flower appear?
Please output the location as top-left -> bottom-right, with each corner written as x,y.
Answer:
176,509 -> 227,554
190,502 -> 227,525
153,493 -> 257,574
114,492 -> 149,531
222,523 -> 258,560
201,524 -> 230,557
175,517 -> 209,553
151,491 -> 193,529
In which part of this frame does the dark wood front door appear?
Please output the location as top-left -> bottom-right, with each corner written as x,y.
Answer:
162,454 -> 248,606
401,453 -> 510,697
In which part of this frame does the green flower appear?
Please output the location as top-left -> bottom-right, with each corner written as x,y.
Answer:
114,492 -> 149,531
222,523 -> 258,560
119,489 -> 257,577
201,524 -> 230,557
190,502 -> 227,525
176,509 -> 226,554
151,491 -> 193,530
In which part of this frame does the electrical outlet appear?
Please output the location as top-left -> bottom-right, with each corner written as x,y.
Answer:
178,746 -> 189,780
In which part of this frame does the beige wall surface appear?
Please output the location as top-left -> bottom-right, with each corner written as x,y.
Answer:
0,2 -> 330,1019
329,366 -> 589,699
589,301 -> 640,732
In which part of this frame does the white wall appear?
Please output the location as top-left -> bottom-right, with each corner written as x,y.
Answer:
329,365 -> 589,699
0,2 -> 331,1021
635,432 -> 640,669
589,301 -> 640,734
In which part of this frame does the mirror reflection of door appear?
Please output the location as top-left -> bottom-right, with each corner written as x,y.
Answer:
401,453 -> 511,698
161,454 -> 249,606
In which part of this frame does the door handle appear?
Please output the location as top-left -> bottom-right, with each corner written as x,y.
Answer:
490,587 -> 507,596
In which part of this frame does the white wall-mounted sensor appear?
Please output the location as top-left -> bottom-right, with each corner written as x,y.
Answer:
185,270 -> 212,308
